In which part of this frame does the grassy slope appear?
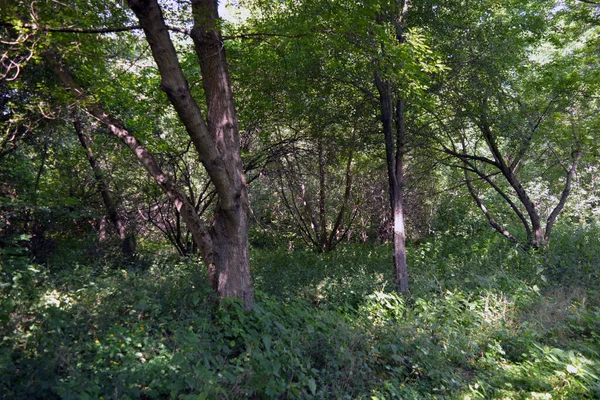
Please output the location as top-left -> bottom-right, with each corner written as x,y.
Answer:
1,224 -> 599,399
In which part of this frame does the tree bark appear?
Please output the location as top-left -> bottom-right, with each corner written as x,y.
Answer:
393,99 -> 408,294
371,0 -> 411,294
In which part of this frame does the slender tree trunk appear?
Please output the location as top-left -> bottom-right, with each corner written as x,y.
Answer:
328,148 -> 355,249
393,99 -> 408,294
545,150 -> 583,242
33,143 -> 48,198
317,138 -> 328,251
375,72 -> 408,294
73,118 -> 135,258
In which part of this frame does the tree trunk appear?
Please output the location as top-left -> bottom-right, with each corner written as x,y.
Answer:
375,72 -> 408,294
479,119 -> 545,247
73,118 -> 135,258
128,0 -> 254,309
317,138 -> 328,251
545,150 -> 583,242
393,99 -> 408,294
47,52 -> 229,306
327,148 -> 355,250
189,0 -> 253,307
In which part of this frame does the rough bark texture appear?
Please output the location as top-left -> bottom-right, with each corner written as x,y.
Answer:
190,0 -> 253,308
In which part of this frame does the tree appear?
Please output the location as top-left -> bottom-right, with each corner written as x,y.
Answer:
427,0 -> 598,248
269,133 -> 357,252
1,0 -> 255,309
226,13 -> 368,252
232,0 -> 445,292
128,0 -> 253,309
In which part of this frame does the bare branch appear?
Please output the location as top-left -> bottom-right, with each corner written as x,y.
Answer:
439,144 -> 500,168
222,32 -> 308,41
460,156 -> 533,242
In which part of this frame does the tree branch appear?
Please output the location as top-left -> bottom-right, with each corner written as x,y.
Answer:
459,156 -> 532,242
578,0 -> 600,5
440,144 -> 500,168
46,50 -> 215,269
0,20 -> 190,35
464,169 -> 520,244
545,150 -> 583,241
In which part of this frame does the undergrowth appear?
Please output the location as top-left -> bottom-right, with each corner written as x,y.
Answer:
1,224 -> 599,398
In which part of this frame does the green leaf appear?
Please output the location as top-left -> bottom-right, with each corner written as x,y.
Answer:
263,334 -> 272,352
307,378 -> 317,395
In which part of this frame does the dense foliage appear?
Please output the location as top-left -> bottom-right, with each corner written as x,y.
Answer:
1,0 -> 599,397
2,226 -> 600,398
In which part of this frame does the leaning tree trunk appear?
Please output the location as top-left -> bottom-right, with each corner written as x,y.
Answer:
73,118 -> 136,258
444,111 -> 583,250
45,10 -> 254,310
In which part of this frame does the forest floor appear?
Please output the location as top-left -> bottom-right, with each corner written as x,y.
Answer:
1,224 -> 600,399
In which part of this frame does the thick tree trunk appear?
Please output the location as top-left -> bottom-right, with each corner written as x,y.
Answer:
73,119 -> 135,258
128,0 -> 253,309
190,0 -> 253,307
